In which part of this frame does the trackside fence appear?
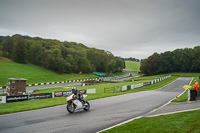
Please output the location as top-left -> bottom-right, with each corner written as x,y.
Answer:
104,75 -> 171,93
0,75 -> 171,103
0,88 -> 96,104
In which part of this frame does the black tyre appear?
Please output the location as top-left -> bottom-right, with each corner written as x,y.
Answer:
66,102 -> 76,113
83,101 -> 90,111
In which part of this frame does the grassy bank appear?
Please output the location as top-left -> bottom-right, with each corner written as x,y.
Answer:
0,58 -> 127,86
0,75 -> 176,115
0,58 -> 98,86
102,109 -> 200,133
125,61 -> 140,71
0,62 -> 98,86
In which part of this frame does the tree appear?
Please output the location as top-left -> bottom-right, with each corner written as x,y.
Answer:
115,57 -> 125,72
140,53 -> 160,75
1,36 -> 14,58
48,47 -> 66,73
158,51 -> 174,73
140,59 -> 148,74
172,48 -> 192,72
27,41 -> 45,65
12,37 -> 27,63
191,46 -> 200,72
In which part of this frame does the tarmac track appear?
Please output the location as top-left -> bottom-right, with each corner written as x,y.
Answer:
0,77 -> 192,133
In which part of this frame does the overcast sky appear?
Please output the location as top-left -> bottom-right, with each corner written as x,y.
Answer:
0,0 -> 200,59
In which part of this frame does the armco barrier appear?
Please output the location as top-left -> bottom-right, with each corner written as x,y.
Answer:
131,85 -> 135,89
122,86 -> 127,92
1,75 -> 171,103
104,87 -> 115,93
87,88 -> 96,94
127,85 -> 131,90
6,95 -> 29,103
80,90 -> 87,94
53,91 -> 72,98
0,96 -> 6,103
143,82 -> 151,86
134,83 -> 143,88
28,93 -> 52,100
54,92 -> 63,97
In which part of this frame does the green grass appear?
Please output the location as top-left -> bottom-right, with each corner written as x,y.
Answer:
32,87 -> 71,94
0,57 -> 14,63
0,75 -> 177,115
172,90 -> 189,102
0,58 -> 127,86
102,110 -> 200,133
125,61 -> 140,71
0,60 -> 98,86
171,72 -> 200,77
0,97 -> 67,115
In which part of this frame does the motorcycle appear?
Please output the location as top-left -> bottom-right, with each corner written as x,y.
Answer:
66,93 -> 90,113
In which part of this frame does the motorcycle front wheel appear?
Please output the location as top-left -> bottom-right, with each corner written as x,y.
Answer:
83,101 -> 90,111
66,101 -> 75,113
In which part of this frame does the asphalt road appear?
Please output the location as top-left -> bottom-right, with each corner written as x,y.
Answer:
0,77 -> 192,133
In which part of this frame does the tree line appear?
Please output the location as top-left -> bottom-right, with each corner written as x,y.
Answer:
124,57 -> 140,62
0,34 -> 125,73
140,46 -> 200,75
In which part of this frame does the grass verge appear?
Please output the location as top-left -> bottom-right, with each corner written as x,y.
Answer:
125,61 -> 140,72
102,110 -> 200,133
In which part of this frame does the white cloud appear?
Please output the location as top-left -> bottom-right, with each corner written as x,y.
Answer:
0,0 -> 200,59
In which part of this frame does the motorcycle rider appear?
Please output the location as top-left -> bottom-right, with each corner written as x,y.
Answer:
71,87 -> 85,104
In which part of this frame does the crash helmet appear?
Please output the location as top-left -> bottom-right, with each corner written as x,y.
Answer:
72,87 -> 77,94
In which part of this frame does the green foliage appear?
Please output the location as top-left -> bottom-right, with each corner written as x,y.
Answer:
0,61 -> 98,86
141,53 -> 160,75
0,57 -> 14,63
124,57 -> 140,62
0,35 -> 125,74
1,36 -> 14,58
141,47 -> 200,75
12,37 -> 27,63
125,61 -> 140,71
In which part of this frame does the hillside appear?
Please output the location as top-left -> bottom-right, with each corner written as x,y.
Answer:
125,61 -> 140,72
0,58 -> 98,86
0,34 -> 125,74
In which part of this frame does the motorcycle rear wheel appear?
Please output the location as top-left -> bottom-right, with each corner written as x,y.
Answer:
83,101 -> 90,111
67,102 -> 75,113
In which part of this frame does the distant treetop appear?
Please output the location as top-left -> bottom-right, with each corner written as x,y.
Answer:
124,57 -> 140,62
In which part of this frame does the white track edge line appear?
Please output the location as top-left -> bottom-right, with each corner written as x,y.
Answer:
97,77 -> 194,133
146,107 -> 200,117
